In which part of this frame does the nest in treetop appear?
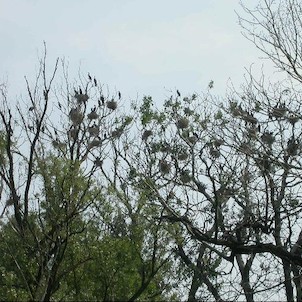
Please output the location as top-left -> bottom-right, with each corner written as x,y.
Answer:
177,151 -> 189,161
68,128 -> 78,140
142,130 -> 153,140
261,131 -> 275,145
180,170 -> 191,183
88,125 -> 100,137
176,118 -> 189,129
112,129 -> 123,138
87,110 -> 99,120
106,101 -> 117,110
271,104 -> 287,118
75,93 -> 89,103
89,139 -> 102,148
159,160 -> 171,174
287,114 -> 299,125
187,135 -> 198,145
209,147 -> 220,158
69,108 -> 84,125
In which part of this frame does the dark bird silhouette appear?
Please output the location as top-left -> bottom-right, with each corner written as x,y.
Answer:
192,132 -> 199,139
118,91 -> 121,99
177,90 -> 181,97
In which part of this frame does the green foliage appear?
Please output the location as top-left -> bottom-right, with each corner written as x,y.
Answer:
139,96 -> 154,126
0,215 -> 42,300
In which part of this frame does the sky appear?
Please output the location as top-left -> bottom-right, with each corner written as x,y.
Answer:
0,0 -> 275,103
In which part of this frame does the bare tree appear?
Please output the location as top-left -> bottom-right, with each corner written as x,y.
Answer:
0,47 -> 111,299
0,46 -> 180,301
113,57 -> 302,302
239,0 -> 302,83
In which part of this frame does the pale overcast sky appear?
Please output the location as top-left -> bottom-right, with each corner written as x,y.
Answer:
0,0 -> 271,102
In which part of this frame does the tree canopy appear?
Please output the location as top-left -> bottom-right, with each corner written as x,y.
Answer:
2,1 -> 302,301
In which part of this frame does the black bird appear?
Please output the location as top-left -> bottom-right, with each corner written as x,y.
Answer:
118,91 -> 121,99
192,132 -> 199,139
177,90 -> 181,97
